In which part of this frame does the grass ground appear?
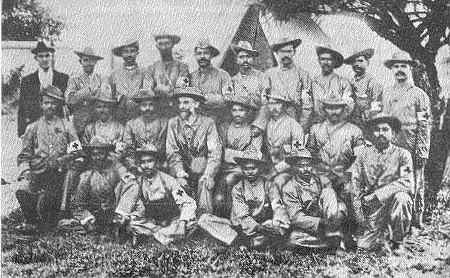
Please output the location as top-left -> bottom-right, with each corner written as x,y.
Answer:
2,208 -> 449,278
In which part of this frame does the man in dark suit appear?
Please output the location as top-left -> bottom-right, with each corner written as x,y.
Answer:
18,41 -> 69,137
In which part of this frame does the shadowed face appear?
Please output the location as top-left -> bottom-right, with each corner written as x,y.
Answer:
277,45 -> 295,67
139,154 -> 157,177
41,95 -> 59,119
121,46 -> 139,66
391,63 -> 411,82
156,37 -> 174,55
139,100 -> 156,116
318,53 -> 335,74
324,104 -> 345,124
95,101 -> 114,122
351,56 -> 369,76
268,99 -> 284,118
242,162 -> 259,182
292,158 -> 312,178
79,55 -> 98,75
35,51 -> 54,71
236,51 -> 253,71
91,148 -> 109,168
177,97 -> 199,120
195,48 -> 212,68
230,104 -> 248,124
373,122 -> 395,149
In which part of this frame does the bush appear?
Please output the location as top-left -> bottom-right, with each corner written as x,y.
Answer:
2,64 -> 24,112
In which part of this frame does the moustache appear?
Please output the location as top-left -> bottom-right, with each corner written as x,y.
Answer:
376,135 -> 387,141
199,58 -> 209,63
395,71 -> 406,76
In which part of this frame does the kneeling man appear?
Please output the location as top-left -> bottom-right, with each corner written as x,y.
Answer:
352,113 -> 414,253
283,148 -> 346,253
115,144 -> 197,245
199,154 -> 290,249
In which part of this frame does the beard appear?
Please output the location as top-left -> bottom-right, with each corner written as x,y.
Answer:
180,109 -> 192,120
374,136 -> 390,150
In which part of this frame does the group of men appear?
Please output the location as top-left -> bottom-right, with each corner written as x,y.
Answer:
15,33 -> 431,254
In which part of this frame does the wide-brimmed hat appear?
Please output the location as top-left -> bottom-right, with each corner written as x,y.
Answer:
41,85 -> 64,102
316,45 -> 344,68
384,51 -> 417,68
226,95 -> 257,110
270,37 -> 302,52
112,39 -> 139,57
172,86 -> 206,103
343,48 -> 375,64
366,112 -> 402,133
285,148 -> 321,165
320,94 -> 349,107
133,89 -> 161,102
31,41 -> 55,54
194,38 -> 220,58
234,154 -> 269,168
231,41 -> 259,57
153,32 -> 181,45
93,84 -> 118,103
74,47 -> 104,60
84,136 -> 115,152
265,92 -> 292,104
135,143 -> 160,157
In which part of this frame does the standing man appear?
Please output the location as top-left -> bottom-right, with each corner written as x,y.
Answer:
66,47 -> 104,138
166,87 -> 222,216
352,113 -> 414,253
190,38 -> 233,124
382,51 -> 431,229
15,86 -> 80,234
265,93 -> 305,191
216,95 -> 263,217
18,41 -> 69,137
123,89 -> 168,173
109,39 -> 154,124
148,33 -> 190,118
265,37 -> 313,131
311,45 -> 353,125
230,41 -> 270,135
343,48 -> 383,128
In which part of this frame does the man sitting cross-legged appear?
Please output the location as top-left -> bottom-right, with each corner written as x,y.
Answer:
283,148 -> 346,254
58,136 -> 137,234
351,113 -> 414,254
114,144 -> 197,245
198,154 -> 290,249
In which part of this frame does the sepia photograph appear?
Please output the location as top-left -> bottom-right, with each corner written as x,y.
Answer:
1,0 -> 450,277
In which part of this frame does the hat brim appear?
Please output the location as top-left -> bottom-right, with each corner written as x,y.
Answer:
343,49 -> 374,64
84,145 -> 115,152
271,39 -> 302,52
384,59 -> 417,69
285,155 -> 321,165
112,42 -> 139,57
320,99 -> 349,107
93,97 -> 118,104
41,92 -> 64,102
133,95 -> 163,102
31,47 -> 55,55
231,45 -> 260,57
74,51 -> 104,60
195,46 -> 220,58
316,46 -> 344,68
234,157 -> 269,167
154,34 -> 181,45
366,116 -> 402,133
226,100 -> 257,110
265,94 -> 291,104
172,93 -> 206,103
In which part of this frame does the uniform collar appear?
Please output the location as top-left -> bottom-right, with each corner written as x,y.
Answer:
354,72 -> 367,81
123,64 -> 138,71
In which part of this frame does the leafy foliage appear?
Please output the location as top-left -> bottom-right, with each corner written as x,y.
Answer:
2,64 -> 24,113
2,0 -> 65,42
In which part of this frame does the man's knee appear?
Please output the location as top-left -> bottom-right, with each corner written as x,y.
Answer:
394,192 -> 413,207
273,173 -> 290,188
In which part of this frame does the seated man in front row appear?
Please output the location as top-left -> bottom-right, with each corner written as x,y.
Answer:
351,114 -> 414,254
115,144 -> 197,245
59,136 -> 137,233
283,148 -> 346,254
198,154 -> 290,249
